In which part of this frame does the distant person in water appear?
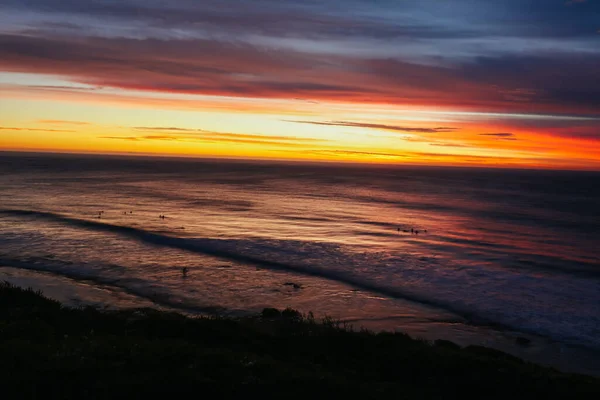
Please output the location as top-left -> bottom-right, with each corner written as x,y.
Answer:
411,228 -> 414,234
182,267 -> 189,277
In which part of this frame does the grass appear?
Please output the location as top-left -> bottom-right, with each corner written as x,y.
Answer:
0,281 -> 598,399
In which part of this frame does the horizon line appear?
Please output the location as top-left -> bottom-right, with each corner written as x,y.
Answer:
1,149 -> 599,173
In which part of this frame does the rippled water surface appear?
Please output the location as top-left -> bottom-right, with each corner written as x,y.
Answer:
1,152 -> 599,373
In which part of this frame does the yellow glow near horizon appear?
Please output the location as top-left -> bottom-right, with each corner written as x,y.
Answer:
2,72 -> 600,170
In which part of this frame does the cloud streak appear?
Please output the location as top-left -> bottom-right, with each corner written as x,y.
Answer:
478,132 -> 518,140
0,126 -> 75,133
132,127 -> 324,142
100,128 -> 327,147
286,120 -> 458,133
0,30 -> 599,115
307,149 -> 410,158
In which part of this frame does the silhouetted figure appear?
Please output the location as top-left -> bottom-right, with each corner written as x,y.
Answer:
397,227 -> 400,232
424,229 -> 428,233
411,228 -> 414,234
182,267 -> 189,277
284,282 -> 302,290
415,230 -> 419,235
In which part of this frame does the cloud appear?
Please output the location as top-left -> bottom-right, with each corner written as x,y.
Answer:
3,0 -> 599,44
198,137 -> 321,147
1,30 -> 599,116
99,136 -> 140,141
38,119 -> 90,125
0,0 -> 517,43
0,0 -> 599,138
100,128 -> 327,147
305,149 -> 410,158
412,151 -> 517,161
286,120 -> 458,133
478,132 -> 519,141
132,126 -> 324,142
479,132 -> 515,137
133,127 -> 204,132
300,148 -> 538,165
140,135 -> 179,141
0,126 -> 75,132
100,135 -> 186,141
27,85 -> 98,92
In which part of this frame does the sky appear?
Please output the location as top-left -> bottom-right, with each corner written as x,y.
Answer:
0,0 -> 599,169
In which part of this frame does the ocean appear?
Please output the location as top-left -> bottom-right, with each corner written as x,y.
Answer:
1,152 -> 599,374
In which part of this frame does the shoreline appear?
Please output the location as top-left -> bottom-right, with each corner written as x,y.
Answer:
2,265 -> 599,377
0,281 -> 599,399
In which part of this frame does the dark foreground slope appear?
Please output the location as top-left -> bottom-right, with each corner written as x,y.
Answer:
0,282 -> 598,399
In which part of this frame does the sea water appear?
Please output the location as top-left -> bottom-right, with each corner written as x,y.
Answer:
1,152 -> 598,374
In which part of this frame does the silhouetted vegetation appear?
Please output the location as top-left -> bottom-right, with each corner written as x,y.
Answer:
0,281 -> 598,399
